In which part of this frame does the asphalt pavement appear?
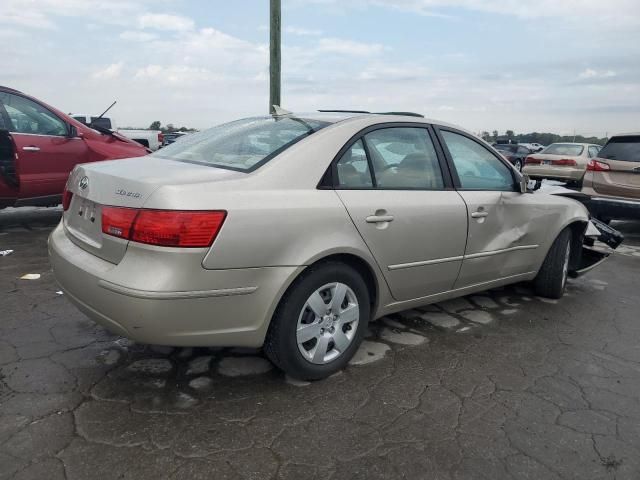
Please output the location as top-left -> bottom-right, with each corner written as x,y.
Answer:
1,207 -> 640,479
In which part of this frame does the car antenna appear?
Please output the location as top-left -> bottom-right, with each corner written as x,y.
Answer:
97,100 -> 117,120
271,105 -> 292,116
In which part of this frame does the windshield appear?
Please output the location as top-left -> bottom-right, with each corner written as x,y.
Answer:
598,136 -> 640,162
542,144 -> 584,156
153,116 -> 330,172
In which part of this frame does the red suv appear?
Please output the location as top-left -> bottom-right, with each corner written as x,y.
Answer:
0,86 -> 148,209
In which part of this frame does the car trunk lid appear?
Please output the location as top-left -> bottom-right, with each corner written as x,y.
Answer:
63,156 -> 244,264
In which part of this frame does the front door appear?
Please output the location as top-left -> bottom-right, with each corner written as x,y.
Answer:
0,91 -> 88,199
334,126 -> 468,301
437,129 -> 542,288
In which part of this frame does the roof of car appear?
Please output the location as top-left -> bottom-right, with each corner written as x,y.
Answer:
609,132 -> 640,138
289,110 -> 472,133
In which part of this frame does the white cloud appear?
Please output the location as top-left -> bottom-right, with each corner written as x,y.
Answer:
92,62 -> 124,80
318,38 -> 386,56
119,30 -> 157,42
285,26 -> 323,36
578,68 -> 617,79
138,13 -> 194,31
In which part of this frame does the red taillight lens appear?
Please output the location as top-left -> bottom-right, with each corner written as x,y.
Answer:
62,187 -> 73,211
101,207 -> 226,248
132,210 -> 226,247
587,159 -> 611,171
525,156 -> 541,165
158,132 -> 164,144
102,207 -> 138,239
552,158 -> 577,166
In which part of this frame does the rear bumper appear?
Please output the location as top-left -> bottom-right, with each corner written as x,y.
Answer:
48,222 -> 302,347
523,165 -> 585,182
584,195 -> 640,220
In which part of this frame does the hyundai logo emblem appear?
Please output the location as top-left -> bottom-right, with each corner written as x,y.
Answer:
79,176 -> 89,190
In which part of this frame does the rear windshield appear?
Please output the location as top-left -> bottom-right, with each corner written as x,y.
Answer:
494,144 -> 517,152
598,136 -> 640,162
542,144 -> 584,156
153,116 -> 330,172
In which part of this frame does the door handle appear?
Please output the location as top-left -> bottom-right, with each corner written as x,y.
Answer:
366,214 -> 394,223
471,211 -> 489,218
22,146 -> 40,152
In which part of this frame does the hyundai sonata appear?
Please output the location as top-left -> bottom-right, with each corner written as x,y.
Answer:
49,111 -> 610,379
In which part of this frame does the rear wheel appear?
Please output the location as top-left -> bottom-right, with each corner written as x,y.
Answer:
264,262 -> 370,380
533,228 -> 571,299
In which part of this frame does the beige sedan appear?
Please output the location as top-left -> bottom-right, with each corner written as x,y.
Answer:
523,142 -> 602,185
49,111 -> 602,379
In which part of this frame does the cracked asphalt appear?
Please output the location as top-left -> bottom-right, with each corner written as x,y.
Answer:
2,207 -> 640,480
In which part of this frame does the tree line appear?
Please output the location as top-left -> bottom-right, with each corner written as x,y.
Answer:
148,121 -> 198,133
480,130 -> 607,146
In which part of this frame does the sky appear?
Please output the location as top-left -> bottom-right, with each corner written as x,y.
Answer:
1,0 -> 639,136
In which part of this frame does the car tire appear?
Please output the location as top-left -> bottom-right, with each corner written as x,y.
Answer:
514,159 -> 522,172
533,228 -> 572,299
264,261 -> 370,380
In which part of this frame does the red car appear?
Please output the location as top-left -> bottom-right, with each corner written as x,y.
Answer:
0,86 -> 148,209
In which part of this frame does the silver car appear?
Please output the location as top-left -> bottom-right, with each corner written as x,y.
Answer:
49,111 -> 605,379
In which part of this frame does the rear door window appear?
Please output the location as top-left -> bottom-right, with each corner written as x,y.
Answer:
598,136 -> 640,162
364,127 -> 444,190
588,146 -> 601,158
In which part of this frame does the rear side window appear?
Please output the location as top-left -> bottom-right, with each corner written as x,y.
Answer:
153,116 -> 329,172
598,136 -> 640,162
336,139 -> 373,188
543,144 -> 584,156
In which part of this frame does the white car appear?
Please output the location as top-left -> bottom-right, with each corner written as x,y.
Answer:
71,114 -> 163,151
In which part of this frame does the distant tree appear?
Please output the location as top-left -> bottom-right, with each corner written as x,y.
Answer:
492,130 -> 499,139
506,130 -> 514,139
166,123 -> 175,132
480,131 -> 490,141
149,120 -> 161,130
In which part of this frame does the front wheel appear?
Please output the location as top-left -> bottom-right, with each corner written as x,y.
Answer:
264,262 -> 370,380
533,228 -> 571,299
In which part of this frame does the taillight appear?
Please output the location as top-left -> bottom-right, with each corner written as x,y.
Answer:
525,156 -> 541,165
552,159 -> 577,166
587,159 -> 611,171
101,207 -> 226,248
158,132 -> 164,144
62,187 -> 73,211
102,207 -> 138,239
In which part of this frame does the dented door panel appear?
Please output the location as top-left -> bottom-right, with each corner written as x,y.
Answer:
454,191 -> 564,288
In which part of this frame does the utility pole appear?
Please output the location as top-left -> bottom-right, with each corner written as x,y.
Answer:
269,0 -> 281,113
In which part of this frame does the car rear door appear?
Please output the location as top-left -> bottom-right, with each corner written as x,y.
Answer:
0,91 -> 89,199
435,128 -> 546,289
333,124 -> 468,302
590,136 -> 640,199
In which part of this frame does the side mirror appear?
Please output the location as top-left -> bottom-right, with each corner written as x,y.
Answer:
519,173 -> 531,193
67,124 -> 80,138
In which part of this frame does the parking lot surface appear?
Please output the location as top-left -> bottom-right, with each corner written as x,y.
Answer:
2,207 -> 640,480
